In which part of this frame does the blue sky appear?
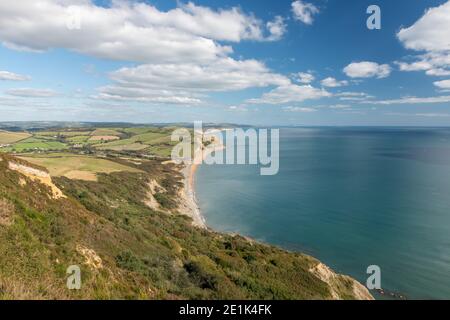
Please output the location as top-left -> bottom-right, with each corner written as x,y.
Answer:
0,0 -> 449,125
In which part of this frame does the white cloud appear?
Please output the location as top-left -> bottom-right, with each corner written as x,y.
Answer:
397,1 -> 450,76
283,106 -> 317,112
266,16 -> 287,41
336,91 -> 375,101
95,57 -> 290,103
396,53 -> 450,76
0,0 -> 282,64
434,79 -> 450,89
94,87 -> 203,105
343,61 -> 391,79
320,77 -> 348,88
5,88 -> 57,98
328,104 -> 351,109
426,68 -> 450,76
0,0 -> 292,105
291,1 -> 319,25
0,71 -> 31,81
364,95 -> 450,105
397,1 -> 450,52
107,58 -> 289,92
295,72 -> 315,84
247,84 -> 331,104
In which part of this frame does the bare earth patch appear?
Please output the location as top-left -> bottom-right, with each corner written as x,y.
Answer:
76,245 -> 103,270
309,263 -> 374,300
8,162 -> 66,199
144,179 -> 165,210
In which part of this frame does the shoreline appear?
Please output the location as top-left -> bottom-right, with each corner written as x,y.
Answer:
180,162 -> 207,228
178,130 -> 225,229
175,130 -> 373,300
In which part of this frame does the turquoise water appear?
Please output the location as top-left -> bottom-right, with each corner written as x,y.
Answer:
195,127 -> 450,299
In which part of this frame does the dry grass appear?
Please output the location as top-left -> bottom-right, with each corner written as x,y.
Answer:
19,154 -> 143,181
0,199 -> 14,226
0,131 -> 31,145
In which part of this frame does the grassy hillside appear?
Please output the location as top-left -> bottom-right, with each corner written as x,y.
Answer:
0,150 -> 371,300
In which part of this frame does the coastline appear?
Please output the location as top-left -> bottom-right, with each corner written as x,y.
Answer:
179,162 -> 207,228
178,129 -> 225,229
175,129 -> 374,300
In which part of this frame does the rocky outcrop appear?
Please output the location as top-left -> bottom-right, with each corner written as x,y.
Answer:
8,162 -> 66,199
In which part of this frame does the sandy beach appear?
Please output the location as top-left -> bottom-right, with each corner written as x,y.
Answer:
178,130 -> 225,229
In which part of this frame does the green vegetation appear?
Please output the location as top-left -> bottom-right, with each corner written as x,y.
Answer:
2,136 -> 68,153
65,135 -> 90,144
90,128 -> 121,136
91,128 -> 176,157
0,126 -> 370,300
38,131 -> 93,137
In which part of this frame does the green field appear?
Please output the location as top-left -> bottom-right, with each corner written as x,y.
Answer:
3,137 -> 68,153
93,130 -> 176,156
1,126 -> 186,157
90,128 -> 122,136
65,135 -> 91,144
37,131 -> 93,137
19,153 -> 142,181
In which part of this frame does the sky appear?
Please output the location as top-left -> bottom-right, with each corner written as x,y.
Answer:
0,0 -> 450,126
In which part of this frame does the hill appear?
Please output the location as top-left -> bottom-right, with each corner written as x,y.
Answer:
0,128 -> 373,300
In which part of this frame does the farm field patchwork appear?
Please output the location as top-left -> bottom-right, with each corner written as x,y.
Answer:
0,126 -> 181,157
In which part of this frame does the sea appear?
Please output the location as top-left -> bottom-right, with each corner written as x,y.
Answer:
195,127 -> 450,299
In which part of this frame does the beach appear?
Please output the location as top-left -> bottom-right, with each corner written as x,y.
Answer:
178,129 -> 225,229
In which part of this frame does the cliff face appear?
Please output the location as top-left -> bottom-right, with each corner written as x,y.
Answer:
0,154 -> 372,300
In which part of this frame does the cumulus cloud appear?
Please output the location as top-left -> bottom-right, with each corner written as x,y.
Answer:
94,87 -> 203,105
5,88 -> 58,98
343,61 -> 391,79
291,1 -> 319,25
247,84 -> 331,104
266,16 -> 287,41
0,71 -> 31,81
434,79 -> 450,90
107,58 -> 289,92
95,57 -> 290,103
295,72 -> 315,84
0,1 -> 291,105
397,1 -> 450,52
397,1 -> 450,76
320,77 -> 348,88
0,0 -> 282,64
396,53 -> 450,76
